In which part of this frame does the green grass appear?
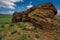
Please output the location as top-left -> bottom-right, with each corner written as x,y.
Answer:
35,34 -> 40,38
17,23 -> 26,30
0,15 -> 60,40
0,15 -> 11,25
0,35 -> 3,40
9,23 -> 14,27
27,34 -> 31,38
0,24 -> 4,28
56,15 -> 60,22
0,24 -> 5,31
56,31 -> 60,34
0,34 -> 4,40
55,38 -> 58,40
18,34 -> 27,40
11,29 -> 17,34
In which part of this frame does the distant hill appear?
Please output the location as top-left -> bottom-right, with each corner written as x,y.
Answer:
0,14 -> 12,16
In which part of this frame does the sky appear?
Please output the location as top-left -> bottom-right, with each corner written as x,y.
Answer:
0,0 -> 60,14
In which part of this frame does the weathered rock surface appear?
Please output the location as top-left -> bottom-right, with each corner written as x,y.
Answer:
12,11 -> 28,23
12,3 -> 59,30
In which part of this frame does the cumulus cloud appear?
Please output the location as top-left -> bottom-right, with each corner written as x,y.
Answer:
0,0 -> 23,9
27,5 -> 33,9
57,10 -> 60,15
27,2 -> 33,9
58,10 -> 60,13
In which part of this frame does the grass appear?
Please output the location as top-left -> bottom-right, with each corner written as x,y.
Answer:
9,23 -> 14,27
0,15 -> 60,40
0,24 -> 5,31
18,34 -> 27,40
55,38 -> 58,40
27,34 -> 31,38
0,24 -> 4,28
0,34 -> 3,40
17,23 -> 26,30
0,15 -> 11,25
56,15 -> 60,22
11,29 -> 17,34
56,31 -> 60,34
35,34 -> 40,38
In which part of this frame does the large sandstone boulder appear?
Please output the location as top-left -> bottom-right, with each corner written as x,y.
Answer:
27,3 -> 59,29
12,3 -> 59,30
12,11 -> 28,23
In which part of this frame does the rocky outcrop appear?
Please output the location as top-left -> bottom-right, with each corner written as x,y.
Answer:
12,3 -> 59,30
12,11 -> 28,23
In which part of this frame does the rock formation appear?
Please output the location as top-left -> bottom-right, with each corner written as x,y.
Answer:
12,3 -> 59,30
12,11 -> 28,23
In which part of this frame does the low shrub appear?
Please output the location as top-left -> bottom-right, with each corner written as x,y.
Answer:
17,23 -> 26,30
18,34 -> 27,40
35,34 -> 40,38
11,29 -> 17,34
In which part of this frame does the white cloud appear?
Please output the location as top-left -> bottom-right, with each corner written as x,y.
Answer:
27,2 -> 33,9
57,10 -> 60,15
0,0 -> 23,9
58,10 -> 60,13
27,5 -> 33,9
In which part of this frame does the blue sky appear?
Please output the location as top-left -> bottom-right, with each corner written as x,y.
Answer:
0,0 -> 60,14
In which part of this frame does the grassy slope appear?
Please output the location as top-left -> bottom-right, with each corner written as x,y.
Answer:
0,15 -> 12,24
0,15 -> 60,40
56,15 -> 60,22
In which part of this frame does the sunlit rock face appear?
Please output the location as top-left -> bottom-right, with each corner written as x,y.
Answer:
12,3 -> 59,30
